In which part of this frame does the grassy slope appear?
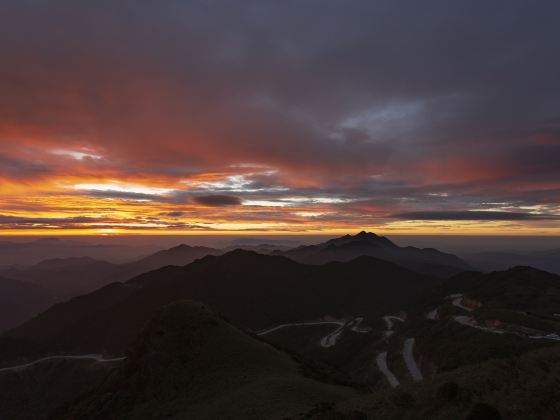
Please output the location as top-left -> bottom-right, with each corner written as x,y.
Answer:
57,301 -> 359,420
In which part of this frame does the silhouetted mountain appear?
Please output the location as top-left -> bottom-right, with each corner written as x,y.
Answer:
276,231 -> 471,277
130,243 -> 221,271
0,244 -> 221,332
0,277 -> 57,333
54,301 -> 358,420
0,251 -> 437,363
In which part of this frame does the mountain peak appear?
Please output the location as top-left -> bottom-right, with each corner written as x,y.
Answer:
356,230 -> 378,238
326,231 -> 396,248
168,243 -> 193,251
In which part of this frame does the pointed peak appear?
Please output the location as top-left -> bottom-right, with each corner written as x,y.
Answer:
356,231 -> 378,237
169,243 -> 192,250
325,231 -> 395,248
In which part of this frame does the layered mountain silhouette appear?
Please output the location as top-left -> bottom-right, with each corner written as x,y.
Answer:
0,232 -> 470,332
0,244 -> 221,297
0,238 -> 156,266
275,231 -> 471,277
0,250 -> 438,361
0,244 -> 222,332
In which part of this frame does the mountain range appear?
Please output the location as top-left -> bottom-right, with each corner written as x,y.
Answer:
0,232 -> 559,419
0,232 -> 468,332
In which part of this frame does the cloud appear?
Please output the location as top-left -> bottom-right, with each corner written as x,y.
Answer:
0,1 -> 560,233
0,215 -> 108,229
391,211 -> 560,221
81,190 -> 162,201
161,211 -> 185,217
0,154 -> 49,179
192,195 -> 242,206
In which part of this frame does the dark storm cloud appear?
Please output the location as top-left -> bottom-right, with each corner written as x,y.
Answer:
392,211 -> 560,221
2,1 -> 559,171
0,154 -> 49,178
82,190 -> 162,201
0,215 -> 109,229
192,195 -> 242,207
0,215 -> 105,224
161,211 -> 185,217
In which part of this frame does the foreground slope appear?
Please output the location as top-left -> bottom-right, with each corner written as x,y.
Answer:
310,343 -> 560,420
55,301 -> 358,420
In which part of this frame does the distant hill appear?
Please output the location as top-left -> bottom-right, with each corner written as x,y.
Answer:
0,244 -> 221,297
0,244 -> 221,332
275,231 -> 471,277
0,277 -> 57,333
466,249 -> 560,275
0,257 -> 119,297
0,238 -> 156,266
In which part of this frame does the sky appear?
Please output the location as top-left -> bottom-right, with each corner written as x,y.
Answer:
1,0 -> 559,235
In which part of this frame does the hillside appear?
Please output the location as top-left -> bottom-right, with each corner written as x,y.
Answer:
307,343 -> 560,420
54,301 -> 359,420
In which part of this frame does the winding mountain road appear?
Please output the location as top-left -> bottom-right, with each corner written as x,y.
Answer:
454,315 -> 504,334
383,315 -> 404,330
257,318 -> 369,348
452,296 -> 473,312
257,321 -> 344,336
0,354 -> 126,373
320,324 -> 347,347
376,352 -> 400,388
403,338 -> 423,382
425,308 -> 438,320
350,317 -> 371,333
